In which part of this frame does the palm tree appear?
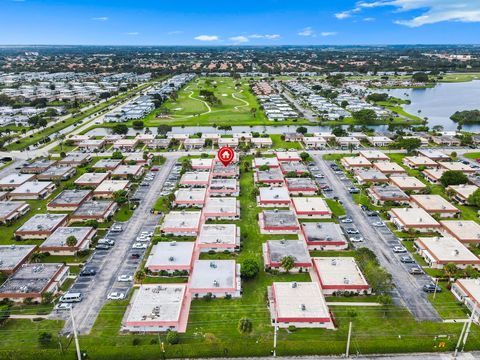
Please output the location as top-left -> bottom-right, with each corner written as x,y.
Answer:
280,256 -> 295,273
135,269 -> 146,284
30,253 -> 44,263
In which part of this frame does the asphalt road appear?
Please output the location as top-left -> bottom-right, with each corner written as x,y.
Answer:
313,155 -> 442,322
60,155 -> 178,334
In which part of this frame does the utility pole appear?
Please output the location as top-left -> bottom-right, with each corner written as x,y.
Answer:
432,278 -> 439,300
70,308 -> 82,360
462,304 -> 477,352
346,321 -> 353,358
454,321 -> 468,358
273,314 -> 278,357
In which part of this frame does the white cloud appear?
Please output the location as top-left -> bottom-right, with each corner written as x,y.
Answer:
298,27 -> 315,36
229,36 -> 249,44
168,30 -> 183,35
125,32 -> 139,36
335,11 -> 352,19
92,17 -> 108,21
248,34 -> 281,39
346,0 -> 480,27
320,32 -> 338,37
194,35 -> 219,41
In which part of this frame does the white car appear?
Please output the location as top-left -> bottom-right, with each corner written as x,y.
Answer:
107,292 -> 126,300
54,303 -> 73,311
117,275 -> 133,282
373,221 -> 385,227
136,236 -> 149,242
349,235 -> 364,243
132,242 -> 147,249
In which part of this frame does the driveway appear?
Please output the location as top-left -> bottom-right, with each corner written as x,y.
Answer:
60,156 -> 178,334
313,155 -> 441,322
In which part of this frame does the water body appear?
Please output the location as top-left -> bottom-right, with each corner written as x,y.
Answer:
85,80 -> 480,137
384,80 -> 480,132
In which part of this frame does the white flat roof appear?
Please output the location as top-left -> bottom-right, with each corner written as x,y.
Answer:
448,185 -> 478,199
41,227 -> 93,247
191,158 -> 214,168
95,180 -> 130,193
75,172 -> 109,184
272,282 -> 330,320
441,220 -> 480,242
189,260 -> 237,290
161,211 -> 202,230
313,257 -> 369,287
180,172 -> 210,184
259,186 -> 290,202
10,181 -> 53,195
204,197 -> 238,214
359,150 -> 388,160
0,173 -> 35,186
389,207 -> 440,227
417,237 -> 480,263
174,188 -> 207,202
404,156 -> 437,166
373,162 -> 406,173
0,245 -> 36,272
411,195 -> 459,213
439,162 -> 475,172
389,176 -> 427,189
455,279 -> 480,304
125,284 -> 186,324
145,242 -> 195,269
197,224 -> 239,245
253,157 -> 279,167
341,156 -> 372,167
292,197 -> 331,213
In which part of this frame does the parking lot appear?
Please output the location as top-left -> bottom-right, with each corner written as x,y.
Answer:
59,156 -> 178,334
312,155 -> 441,321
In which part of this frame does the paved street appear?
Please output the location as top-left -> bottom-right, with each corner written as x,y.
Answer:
313,155 -> 441,322
60,155 -> 178,334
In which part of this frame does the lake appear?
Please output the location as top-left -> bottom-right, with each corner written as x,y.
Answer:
384,80 -> 480,132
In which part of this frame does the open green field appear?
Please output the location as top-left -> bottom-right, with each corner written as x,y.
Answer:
144,77 -> 275,126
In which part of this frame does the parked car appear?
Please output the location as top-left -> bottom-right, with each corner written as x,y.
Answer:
372,221 -> 385,227
79,268 -> 96,277
349,235 -> 364,242
409,266 -> 424,275
54,303 -> 73,311
95,244 -> 110,250
400,256 -> 415,264
366,210 -> 378,217
423,283 -> 442,293
346,228 -> 359,235
392,246 -> 407,253
132,242 -> 147,249
107,292 -> 126,300
341,217 -> 353,223
117,275 -> 133,282
130,253 -> 141,259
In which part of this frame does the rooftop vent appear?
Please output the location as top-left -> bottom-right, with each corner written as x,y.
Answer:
291,282 -> 297,288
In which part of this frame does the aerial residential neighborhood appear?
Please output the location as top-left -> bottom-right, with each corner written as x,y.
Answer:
2,1 -> 480,360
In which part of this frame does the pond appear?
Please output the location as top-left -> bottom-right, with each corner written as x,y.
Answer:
384,80 -> 480,132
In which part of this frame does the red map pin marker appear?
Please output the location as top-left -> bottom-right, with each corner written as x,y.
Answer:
218,146 -> 234,167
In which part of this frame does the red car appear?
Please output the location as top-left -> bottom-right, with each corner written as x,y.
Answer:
151,167 -> 160,172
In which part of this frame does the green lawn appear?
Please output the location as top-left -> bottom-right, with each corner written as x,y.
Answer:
325,199 -> 347,217
270,134 -> 302,150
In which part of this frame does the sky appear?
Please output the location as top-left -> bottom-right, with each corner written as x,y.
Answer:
1,0 -> 480,45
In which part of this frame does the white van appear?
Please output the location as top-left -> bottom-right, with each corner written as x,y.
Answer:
60,292 -> 83,303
